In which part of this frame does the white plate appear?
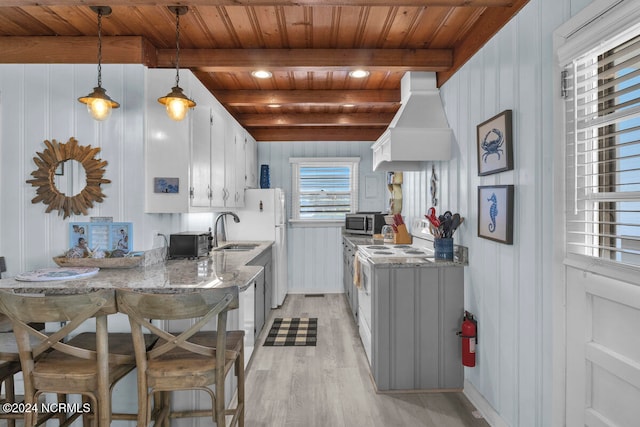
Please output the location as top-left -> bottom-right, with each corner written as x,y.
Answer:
15,267 -> 100,282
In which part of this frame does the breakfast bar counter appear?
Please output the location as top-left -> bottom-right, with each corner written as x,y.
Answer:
0,241 -> 273,293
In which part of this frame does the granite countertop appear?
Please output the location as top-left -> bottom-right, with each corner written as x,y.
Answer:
0,241 -> 274,294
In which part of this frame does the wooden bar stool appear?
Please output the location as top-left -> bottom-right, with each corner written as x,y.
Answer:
0,313 -> 67,427
116,287 -> 245,427
0,289 -> 150,427
0,324 -> 22,427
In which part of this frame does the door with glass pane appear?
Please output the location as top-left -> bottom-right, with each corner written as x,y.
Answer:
562,25 -> 640,426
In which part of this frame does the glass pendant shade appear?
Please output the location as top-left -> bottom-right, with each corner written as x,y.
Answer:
78,86 -> 120,121
157,86 -> 195,121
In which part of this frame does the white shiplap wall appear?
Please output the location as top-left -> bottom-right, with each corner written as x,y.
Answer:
0,63 -> 187,426
0,64 -> 237,426
258,141 -> 387,294
401,0 -> 595,425
0,64 -> 184,276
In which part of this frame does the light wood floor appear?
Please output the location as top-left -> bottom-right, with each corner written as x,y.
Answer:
245,294 -> 489,427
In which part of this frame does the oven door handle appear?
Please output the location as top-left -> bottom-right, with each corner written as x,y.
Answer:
358,253 -> 372,295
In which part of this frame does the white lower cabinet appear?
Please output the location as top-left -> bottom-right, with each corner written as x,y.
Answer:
361,262 -> 464,391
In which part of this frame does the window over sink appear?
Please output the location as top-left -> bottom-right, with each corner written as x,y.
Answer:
289,157 -> 359,226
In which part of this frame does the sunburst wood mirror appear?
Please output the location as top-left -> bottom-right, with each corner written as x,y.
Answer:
26,137 -> 110,219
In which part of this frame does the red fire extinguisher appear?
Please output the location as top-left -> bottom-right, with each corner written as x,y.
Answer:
458,311 -> 477,367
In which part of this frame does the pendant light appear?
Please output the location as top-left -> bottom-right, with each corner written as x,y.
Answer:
78,6 -> 120,121
158,6 -> 196,121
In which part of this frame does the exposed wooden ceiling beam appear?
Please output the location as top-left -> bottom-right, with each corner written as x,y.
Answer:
437,0 -> 530,85
0,36 -> 157,67
249,127 -> 385,142
240,113 -> 396,127
1,1 -> 517,7
214,90 -> 400,106
159,49 -> 452,72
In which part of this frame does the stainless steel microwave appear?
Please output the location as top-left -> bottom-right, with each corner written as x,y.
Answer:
345,213 -> 386,235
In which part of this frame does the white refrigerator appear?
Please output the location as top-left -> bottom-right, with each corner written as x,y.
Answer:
226,188 -> 288,308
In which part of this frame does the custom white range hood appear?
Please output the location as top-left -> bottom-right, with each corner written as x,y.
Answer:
372,72 -> 453,171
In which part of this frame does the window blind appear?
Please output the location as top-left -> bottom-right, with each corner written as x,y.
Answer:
298,165 -> 352,219
290,157 -> 359,222
565,33 -> 640,267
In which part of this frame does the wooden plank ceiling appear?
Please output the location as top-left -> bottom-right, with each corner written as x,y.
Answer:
0,0 -> 529,141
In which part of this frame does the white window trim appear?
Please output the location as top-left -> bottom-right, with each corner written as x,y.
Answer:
554,0 -> 640,282
289,157 -> 359,227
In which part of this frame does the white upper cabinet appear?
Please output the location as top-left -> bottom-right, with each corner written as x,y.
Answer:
144,68 -> 192,213
190,106 -> 213,208
245,132 -> 258,189
210,106 -> 227,208
144,68 -> 256,213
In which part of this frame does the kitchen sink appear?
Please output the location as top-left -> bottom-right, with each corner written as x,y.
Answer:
214,243 -> 260,252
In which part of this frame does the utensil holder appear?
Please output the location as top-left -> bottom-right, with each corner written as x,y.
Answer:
434,237 -> 454,260
393,224 -> 412,244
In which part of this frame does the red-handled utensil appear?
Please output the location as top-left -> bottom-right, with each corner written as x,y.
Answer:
425,207 -> 440,227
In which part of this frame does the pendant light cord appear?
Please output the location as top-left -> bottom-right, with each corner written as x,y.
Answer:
174,8 -> 181,87
97,8 -> 103,88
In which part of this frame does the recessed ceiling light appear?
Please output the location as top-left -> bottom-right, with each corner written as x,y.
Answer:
349,69 -> 369,78
268,104 -> 281,108
252,70 -> 273,79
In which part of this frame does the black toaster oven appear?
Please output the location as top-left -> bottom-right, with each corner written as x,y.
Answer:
169,231 -> 212,259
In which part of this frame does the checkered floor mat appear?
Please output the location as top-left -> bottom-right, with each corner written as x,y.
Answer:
263,317 -> 317,346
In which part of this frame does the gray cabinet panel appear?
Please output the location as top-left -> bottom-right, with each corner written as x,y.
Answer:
254,271 -> 265,337
249,246 -> 273,337
371,264 -> 463,391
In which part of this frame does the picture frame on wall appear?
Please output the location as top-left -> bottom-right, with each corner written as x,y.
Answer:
478,185 -> 514,244
153,177 -> 179,194
477,110 -> 513,176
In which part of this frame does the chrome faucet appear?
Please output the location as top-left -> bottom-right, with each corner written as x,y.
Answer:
213,212 -> 240,247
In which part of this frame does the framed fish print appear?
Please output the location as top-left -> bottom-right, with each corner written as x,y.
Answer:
477,110 -> 513,176
478,185 -> 514,244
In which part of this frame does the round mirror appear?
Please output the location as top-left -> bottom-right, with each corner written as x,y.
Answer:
26,137 -> 111,219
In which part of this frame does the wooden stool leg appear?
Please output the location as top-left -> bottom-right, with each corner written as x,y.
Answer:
162,391 -> 171,427
96,316 -> 110,427
56,394 -> 67,425
216,367 -> 225,427
82,395 -> 91,427
237,346 -> 245,427
6,375 -> 15,427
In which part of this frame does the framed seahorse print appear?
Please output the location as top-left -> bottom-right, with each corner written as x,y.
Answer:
477,110 -> 513,176
478,185 -> 514,244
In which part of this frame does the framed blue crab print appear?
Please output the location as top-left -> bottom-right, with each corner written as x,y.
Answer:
477,110 -> 513,176
478,185 -> 514,244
